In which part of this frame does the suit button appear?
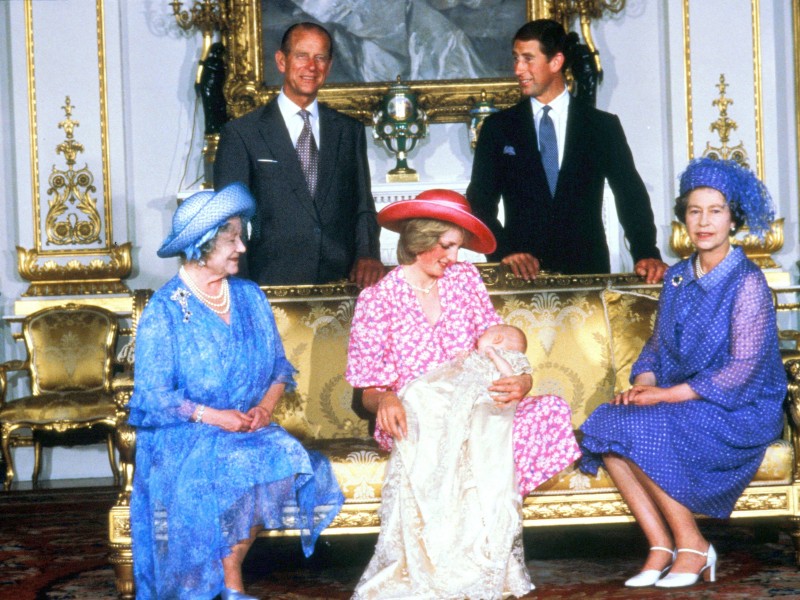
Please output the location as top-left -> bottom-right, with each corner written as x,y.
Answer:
313,227 -> 321,235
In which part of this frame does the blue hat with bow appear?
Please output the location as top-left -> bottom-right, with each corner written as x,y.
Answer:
158,183 -> 256,259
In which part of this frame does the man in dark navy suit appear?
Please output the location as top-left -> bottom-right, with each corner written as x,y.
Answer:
215,22 -> 383,286
468,19 -> 667,282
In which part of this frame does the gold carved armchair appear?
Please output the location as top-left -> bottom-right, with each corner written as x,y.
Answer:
0,303 -> 121,490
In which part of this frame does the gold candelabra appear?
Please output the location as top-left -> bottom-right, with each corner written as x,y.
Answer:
169,0 -> 228,82
548,1 -> 626,76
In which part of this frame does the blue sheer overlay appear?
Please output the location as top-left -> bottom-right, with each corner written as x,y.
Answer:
580,248 -> 786,518
129,276 -> 344,599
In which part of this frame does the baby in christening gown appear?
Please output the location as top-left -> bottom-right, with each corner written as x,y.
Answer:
362,325 -> 535,599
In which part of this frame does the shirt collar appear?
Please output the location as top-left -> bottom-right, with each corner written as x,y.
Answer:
691,246 -> 745,291
531,87 -> 570,118
277,89 -> 319,120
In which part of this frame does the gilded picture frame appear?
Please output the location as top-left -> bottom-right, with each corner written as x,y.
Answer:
222,0 -> 550,123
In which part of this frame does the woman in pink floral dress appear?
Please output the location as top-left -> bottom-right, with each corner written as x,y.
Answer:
346,190 -> 581,599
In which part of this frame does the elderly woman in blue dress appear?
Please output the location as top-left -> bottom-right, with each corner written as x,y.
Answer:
580,158 -> 786,589
129,184 -> 344,600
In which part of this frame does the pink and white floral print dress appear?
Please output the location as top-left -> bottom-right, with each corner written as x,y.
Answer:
346,261 -> 580,599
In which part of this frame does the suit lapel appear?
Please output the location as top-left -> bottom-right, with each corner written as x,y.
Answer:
315,106 -> 340,212
515,100 -> 553,202
556,98 -> 583,204
257,102 -> 319,221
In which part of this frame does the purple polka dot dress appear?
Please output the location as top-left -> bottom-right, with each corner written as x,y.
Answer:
580,248 -> 785,518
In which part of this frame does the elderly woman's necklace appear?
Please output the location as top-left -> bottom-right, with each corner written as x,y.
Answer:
179,266 -> 230,314
695,244 -> 733,278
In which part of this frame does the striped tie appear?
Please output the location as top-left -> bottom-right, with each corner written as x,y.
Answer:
539,105 -> 558,197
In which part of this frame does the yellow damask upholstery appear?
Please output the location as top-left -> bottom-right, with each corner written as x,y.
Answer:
269,296 -> 369,440
306,437 -> 385,502
494,290 -> 613,426
602,289 -> 660,392
0,303 -> 120,490
266,283 -> 792,503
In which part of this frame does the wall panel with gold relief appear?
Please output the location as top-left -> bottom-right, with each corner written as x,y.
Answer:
682,0 -> 762,175
664,0 -> 795,279
12,0 -> 131,305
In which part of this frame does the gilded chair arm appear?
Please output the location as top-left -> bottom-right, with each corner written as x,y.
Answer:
111,374 -> 134,410
783,355 -> 800,483
0,359 -> 28,407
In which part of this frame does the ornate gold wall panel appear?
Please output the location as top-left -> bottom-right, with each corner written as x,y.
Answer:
794,1 -> 800,217
16,0 -> 130,298
683,0 -> 764,179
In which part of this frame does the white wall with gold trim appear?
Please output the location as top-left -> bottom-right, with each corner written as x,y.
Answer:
0,0 -> 797,482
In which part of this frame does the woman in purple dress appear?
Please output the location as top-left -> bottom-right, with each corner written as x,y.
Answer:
580,158 -> 785,589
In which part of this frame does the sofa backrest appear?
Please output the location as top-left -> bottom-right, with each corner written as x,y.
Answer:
264,268 -> 662,438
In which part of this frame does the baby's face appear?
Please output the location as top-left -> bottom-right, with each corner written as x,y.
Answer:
477,332 -> 510,353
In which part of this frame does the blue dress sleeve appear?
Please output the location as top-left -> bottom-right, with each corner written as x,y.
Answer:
687,270 -> 781,409
128,292 -> 198,427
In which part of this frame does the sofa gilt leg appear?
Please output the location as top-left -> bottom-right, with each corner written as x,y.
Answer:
790,516 -> 800,567
109,411 -> 137,597
109,504 -> 135,599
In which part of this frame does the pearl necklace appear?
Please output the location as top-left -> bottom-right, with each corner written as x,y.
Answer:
401,268 -> 437,295
695,245 -> 733,279
179,266 -> 231,314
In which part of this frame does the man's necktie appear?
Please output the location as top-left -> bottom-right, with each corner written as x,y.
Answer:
539,105 -> 559,197
297,109 -> 319,197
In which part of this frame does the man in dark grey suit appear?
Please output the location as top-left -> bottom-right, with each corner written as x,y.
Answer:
214,22 -> 383,286
468,20 -> 667,283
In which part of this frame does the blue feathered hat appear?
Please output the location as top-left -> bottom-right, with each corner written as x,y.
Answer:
678,157 -> 774,239
158,183 -> 256,259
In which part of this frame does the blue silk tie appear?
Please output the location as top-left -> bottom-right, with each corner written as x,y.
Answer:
539,105 -> 558,197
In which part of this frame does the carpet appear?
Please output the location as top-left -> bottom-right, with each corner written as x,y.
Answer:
2,487 -> 799,599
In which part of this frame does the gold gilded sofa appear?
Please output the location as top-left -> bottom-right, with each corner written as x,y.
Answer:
107,267 -> 800,598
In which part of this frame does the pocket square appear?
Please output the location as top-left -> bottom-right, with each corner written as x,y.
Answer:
503,145 -> 516,156
258,158 -> 278,163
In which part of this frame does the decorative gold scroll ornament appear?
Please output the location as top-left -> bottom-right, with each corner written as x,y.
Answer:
670,75 -> 782,268
16,97 -> 131,297
45,97 -> 102,246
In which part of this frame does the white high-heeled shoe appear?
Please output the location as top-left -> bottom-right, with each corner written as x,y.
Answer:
624,546 -> 676,587
655,544 -> 717,588
220,588 -> 259,600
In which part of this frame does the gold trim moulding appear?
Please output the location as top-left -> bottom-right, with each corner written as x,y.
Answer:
16,242 -> 133,297
227,77 -> 523,124
261,269 -> 656,301
13,295 -> 133,317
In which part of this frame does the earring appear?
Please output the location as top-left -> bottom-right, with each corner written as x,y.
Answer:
198,259 -> 206,267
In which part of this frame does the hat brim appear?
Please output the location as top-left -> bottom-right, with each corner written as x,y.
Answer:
378,200 -> 496,255
157,184 -> 256,258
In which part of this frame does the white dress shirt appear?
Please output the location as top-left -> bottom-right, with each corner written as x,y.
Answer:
531,88 -> 570,168
277,90 -> 320,148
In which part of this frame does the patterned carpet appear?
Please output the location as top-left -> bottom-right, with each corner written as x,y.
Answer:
2,486 -> 800,599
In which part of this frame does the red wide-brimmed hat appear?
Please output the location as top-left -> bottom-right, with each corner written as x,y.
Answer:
377,189 -> 496,254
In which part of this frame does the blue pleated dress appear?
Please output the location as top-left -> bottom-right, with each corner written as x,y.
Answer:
580,248 -> 785,518
129,276 -> 344,599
